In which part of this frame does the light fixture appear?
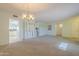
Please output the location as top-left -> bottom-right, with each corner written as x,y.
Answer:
22,4 -> 35,20
59,24 -> 63,28
22,14 -> 26,19
22,14 -> 35,20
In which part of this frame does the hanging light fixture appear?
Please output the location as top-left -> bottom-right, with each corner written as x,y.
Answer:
22,3 -> 35,20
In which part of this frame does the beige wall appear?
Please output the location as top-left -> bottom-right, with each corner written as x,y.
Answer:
62,16 -> 79,39
49,16 -> 79,40
0,11 -> 10,45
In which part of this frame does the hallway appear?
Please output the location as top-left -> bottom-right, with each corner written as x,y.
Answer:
0,35 -> 79,56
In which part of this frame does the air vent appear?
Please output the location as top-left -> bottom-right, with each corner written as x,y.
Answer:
13,15 -> 18,18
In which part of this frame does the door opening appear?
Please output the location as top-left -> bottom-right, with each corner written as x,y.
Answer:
56,23 -> 63,37
9,19 -> 20,43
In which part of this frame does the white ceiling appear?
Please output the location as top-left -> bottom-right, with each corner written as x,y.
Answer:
0,3 -> 79,22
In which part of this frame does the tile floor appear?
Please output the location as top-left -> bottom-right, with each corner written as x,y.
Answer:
0,35 -> 79,56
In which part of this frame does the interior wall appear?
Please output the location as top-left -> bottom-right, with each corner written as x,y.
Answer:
47,22 -> 56,36
2,10 -> 79,45
39,22 -> 48,36
47,16 -> 79,39
0,11 -> 9,45
62,16 -> 79,39
23,21 -> 48,39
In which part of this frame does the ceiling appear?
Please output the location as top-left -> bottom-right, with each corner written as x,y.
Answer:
0,3 -> 79,22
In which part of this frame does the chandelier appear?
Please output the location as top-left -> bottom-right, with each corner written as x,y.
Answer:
22,14 -> 34,20
22,4 -> 35,20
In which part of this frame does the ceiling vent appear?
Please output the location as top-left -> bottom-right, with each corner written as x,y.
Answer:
13,15 -> 18,18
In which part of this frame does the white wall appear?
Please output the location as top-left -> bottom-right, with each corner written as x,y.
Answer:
47,22 -> 56,36
39,22 -> 48,36
0,10 -> 56,45
23,21 -> 48,39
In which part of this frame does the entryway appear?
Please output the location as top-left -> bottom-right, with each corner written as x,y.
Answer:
9,18 -> 20,43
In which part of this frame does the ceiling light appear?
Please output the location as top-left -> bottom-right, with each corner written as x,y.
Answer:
22,14 -> 27,19
22,4 -> 35,20
22,14 -> 35,20
59,24 -> 63,28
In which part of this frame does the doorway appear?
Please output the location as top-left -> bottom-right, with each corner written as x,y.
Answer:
56,22 -> 63,37
9,19 -> 20,43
